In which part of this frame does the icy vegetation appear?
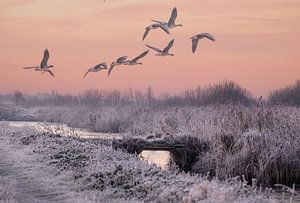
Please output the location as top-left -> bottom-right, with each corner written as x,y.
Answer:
0,124 -> 285,202
1,104 -> 300,187
0,81 -> 299,202
269,80 -> 300,106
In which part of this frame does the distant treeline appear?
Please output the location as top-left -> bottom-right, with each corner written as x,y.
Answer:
269,80 -> 300,106
1,80 -> 300,107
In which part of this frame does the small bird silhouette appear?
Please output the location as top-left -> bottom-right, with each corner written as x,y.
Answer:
152,7 -> 183,29
146,39 -> 175,56
124,50 -> 149,66
142,23 -> 170,41
190,33 -> 215,54
108,56 -> 128,76
83,62 -> 108,78
23,49 -> 55,76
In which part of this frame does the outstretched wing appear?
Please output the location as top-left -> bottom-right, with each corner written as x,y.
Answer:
167,7 -> 177,27
151,19 -> 165,24
143,24 -> 169,41
142,26 -> 151,41
23,66 -> 39,69
192,38 -> 199,53
108,63 -> 115,77
40,49 -> 49,69
156,24 -> 170,34
83,68 -> 93,78
146,44 -> 162,53
163,39 -> 174,53
198,33 -> 216,41
131,50 -> 149,63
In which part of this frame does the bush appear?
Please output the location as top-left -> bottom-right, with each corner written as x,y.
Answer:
191,105 -> 300,186
191,80 -> 254,106
269,80 -> 300,106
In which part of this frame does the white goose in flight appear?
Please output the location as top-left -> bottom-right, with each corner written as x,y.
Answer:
191,33 -> 216,54
152,7 -> 183,29
124,50 -> 149,66
146,39 -> 175,56
83,62 -> 108,78
23,49 -> 54,76
142,23 -> 170,41
108,55 -> 127,76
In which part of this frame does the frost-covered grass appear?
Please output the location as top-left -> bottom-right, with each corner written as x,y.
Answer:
0,124 -> 284,202
118,105 -> 300,187
0,105 -> 129,133
1,104 -> 300,187
189,105 -> 300,187
0,179 -> 15,202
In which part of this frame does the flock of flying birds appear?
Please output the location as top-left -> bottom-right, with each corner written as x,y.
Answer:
23,7 -> 215,78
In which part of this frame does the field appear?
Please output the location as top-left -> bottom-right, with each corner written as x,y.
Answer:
0,102 -> 299,202
0,123 -> 283,202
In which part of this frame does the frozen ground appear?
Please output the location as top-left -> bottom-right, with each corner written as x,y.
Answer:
0,124 -> 286,203
0,126 -> 93,202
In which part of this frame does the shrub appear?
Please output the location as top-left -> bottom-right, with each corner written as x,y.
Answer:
191,80 -> 254,106
269,80 -> 300,106
192,105 -> 300,186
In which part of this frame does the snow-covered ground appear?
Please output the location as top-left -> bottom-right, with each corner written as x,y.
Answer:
0,123 -> 288,203
0,126 -> 91,202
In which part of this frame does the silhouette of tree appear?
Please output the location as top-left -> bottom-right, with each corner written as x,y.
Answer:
13,90 -> 23,105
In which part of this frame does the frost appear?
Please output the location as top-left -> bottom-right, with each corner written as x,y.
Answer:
1,103 -> 300,202
0,124 -> 285,202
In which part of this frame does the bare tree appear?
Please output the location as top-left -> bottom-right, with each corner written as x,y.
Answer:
78,89 -> 103,108
107,89 -> 122,107
13,90 -> 23,105
134,90 -> 146,106
146,86 -> 155,106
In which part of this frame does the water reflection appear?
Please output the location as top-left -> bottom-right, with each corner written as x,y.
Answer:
6,121 -> 171,170
7,121 -> 120,139
140,150 -> 170,170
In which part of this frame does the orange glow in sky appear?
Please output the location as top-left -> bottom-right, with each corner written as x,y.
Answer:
0,0 -> 299,96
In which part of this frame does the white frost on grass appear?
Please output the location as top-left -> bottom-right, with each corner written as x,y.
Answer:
0,178 -> 16,202
0,124 -> 280,203
0,124 -> 101,203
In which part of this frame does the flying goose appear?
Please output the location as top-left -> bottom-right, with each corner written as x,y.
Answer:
83,62 -> 108,78
191,33 -> 215,54
152,7 -> 183,29
146,39 -> 175,56
124,50 -> 149,66
23,49 -> 55,76
142,23 -> 170,41
108,56 -> 127,76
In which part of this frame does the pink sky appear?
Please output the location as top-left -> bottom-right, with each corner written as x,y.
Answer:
0,0 -> 299,96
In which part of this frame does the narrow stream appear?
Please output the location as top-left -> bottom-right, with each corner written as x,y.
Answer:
4,121 -> 170,169
7,121 -> 121,139
139,150 -> 170,170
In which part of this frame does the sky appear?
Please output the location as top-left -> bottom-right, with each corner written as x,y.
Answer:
0,0 -> 299,97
